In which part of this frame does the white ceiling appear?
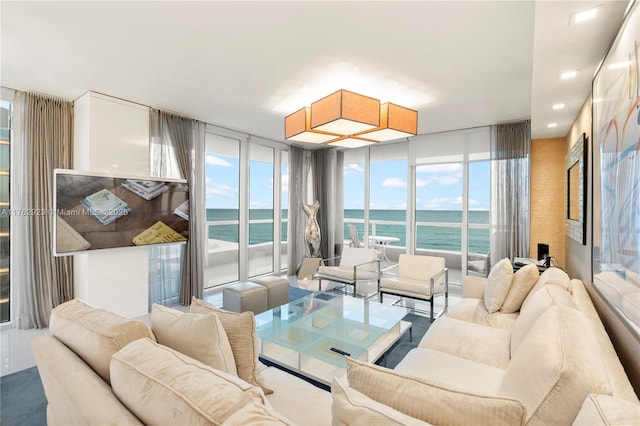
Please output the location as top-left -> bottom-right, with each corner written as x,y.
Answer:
0,1 -> 629,145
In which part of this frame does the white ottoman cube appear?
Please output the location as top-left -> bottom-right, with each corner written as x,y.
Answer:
252,276 -> 290,309
223,282 -> 268,314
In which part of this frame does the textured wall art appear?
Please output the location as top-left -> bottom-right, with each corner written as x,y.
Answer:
592,2 -> 640,328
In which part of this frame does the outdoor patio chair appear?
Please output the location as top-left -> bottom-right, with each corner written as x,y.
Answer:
379,254 -> 448,321
347,224 -> 363,248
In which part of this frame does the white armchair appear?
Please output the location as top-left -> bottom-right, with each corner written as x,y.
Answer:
379,254 -> 448,321
316,247 -> 380,297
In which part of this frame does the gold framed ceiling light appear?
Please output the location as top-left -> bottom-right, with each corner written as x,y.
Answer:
284,107 -> 340,143
284,89 -> 418,147
310,89 -> 380,135
358,103 -> 418,141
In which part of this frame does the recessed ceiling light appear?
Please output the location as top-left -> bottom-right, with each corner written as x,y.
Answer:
547,123 -> 558,128
552,103 -> 566,110
560,70 -> 577,80
571,6 -> 599,24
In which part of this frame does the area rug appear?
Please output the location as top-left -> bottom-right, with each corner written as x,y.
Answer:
0,365 -> 47,426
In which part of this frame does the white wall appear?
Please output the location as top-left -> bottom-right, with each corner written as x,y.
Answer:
73,92 -> 150,317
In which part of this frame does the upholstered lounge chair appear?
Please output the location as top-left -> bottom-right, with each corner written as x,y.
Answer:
379,254 -> 448,321
316,247 -> 380,297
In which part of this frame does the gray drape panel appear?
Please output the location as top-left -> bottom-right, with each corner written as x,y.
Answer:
312,149 -> 342,264
287,146 -> 343,275
13,91 -> 74,328
287,146 -> 310,275
490,119 -> 531,264
149,109 -> 205,305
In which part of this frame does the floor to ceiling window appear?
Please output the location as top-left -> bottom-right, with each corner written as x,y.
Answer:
369,144 -> 408,260
205,133 -> 241,287
467,161 -> 491,277
248,144 -> 274,277
204,129 -> 287,286
410,127 -> 491,282
415,162 -> 464,254
281,151 -> 289,271
0,92 -> 11,323
343,149 -> 366,246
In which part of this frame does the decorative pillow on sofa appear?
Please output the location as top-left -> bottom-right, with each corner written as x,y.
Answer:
484,258 -> 514,313
49,298 -> 154,384
110,338 -> 291,425
331,377 -> 431,426
150,304 -> 237,375
190,297 -> 273,394
345,357 -> 526,426
522,266 -> 572,311
501,263 -> 539,313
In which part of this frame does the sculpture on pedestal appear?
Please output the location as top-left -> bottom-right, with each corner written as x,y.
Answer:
302,200 -> 321,258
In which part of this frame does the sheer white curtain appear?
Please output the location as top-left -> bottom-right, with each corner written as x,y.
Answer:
490,120 -> 531,264
12,91 -> 74,328
149,109 -> 205,306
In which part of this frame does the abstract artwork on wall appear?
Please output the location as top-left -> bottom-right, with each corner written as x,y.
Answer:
592,2 -> 640,330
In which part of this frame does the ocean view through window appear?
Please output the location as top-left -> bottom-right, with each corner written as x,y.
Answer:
205,208 -> 489,253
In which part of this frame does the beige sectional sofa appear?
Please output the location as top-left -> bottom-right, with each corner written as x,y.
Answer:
333,263 -> 640,425
31,263 -> 640,425
32,298 -> 332,425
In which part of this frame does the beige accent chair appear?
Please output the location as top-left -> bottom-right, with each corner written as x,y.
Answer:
317,247 -> 380,297
379,254 -> 448,321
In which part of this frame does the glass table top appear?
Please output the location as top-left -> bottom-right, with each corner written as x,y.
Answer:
256,291 -> 409,369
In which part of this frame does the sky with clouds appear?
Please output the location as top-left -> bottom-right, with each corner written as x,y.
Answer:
206,153 -> 489,211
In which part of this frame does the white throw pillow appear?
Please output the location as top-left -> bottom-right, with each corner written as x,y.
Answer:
190,297 -> 273,394
110,338 -> 289,425
331,378 -> 431,426
522,267 -> 572,311
484,258 -> 514,313
501,263 -> 539,313
151,304 -> 237,375
345,357 -> 525,425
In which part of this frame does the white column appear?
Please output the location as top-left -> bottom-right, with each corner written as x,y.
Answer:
73,92 -> 150,317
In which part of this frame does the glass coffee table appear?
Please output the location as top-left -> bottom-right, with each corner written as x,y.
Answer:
256,291 -> 411,385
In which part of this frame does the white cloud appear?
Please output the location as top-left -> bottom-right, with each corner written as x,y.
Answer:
281,174 -> 289,193
205,176 -> 237,198
416,178 -> 430,187
382,177 -> 406,188
434,175 -> 460,185
415,163 -> 462,186
206,155 -> 233,168
344,163 -> 364,177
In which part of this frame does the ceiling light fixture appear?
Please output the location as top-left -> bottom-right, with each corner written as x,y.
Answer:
284,89 -> 417,147
547,123 -> 558,128
552,103 -> 566,110
560,70 -> 577,80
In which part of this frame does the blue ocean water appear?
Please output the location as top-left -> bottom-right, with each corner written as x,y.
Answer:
207,209 -> 490,253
